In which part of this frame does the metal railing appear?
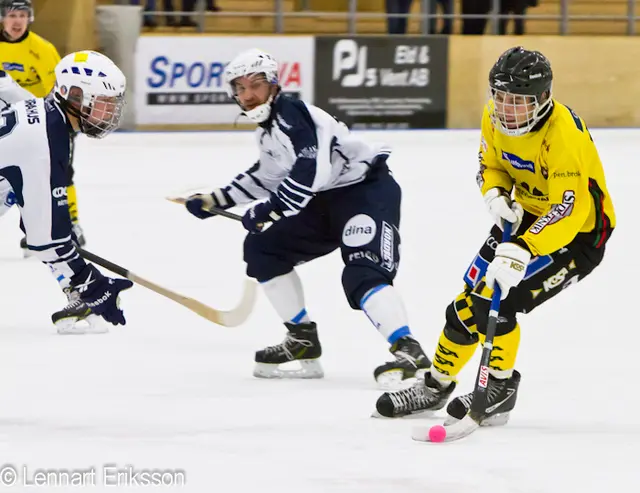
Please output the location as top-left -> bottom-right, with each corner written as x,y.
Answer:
124,0 -> 639,36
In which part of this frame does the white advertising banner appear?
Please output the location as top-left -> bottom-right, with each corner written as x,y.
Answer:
135,36 -> 315,125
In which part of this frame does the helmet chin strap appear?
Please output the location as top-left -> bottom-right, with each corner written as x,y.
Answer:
241,94 -> 275,123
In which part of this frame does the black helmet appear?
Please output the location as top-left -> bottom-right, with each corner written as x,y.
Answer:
1,0 -> 33,22
488,46 -> 553,136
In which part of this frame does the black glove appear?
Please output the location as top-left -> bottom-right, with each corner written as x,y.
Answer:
185,189 -> 235,219
72,264 -> 133,325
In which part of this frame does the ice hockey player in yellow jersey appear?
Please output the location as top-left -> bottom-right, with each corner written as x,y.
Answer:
375,46 -> 615,424
0,0 -> 87,252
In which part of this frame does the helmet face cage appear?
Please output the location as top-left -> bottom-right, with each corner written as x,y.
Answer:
62,86 -> 124,139
79,93 -> 125,139
488,86 -> 552,137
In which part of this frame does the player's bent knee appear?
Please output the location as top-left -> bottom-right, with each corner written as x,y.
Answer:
470,296 -> 517,337
243,234 -> 293,283
444,302 -> 479,345
342,264 -> 392,310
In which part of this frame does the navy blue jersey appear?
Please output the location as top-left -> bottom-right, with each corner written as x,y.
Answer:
224,94 -> 391,217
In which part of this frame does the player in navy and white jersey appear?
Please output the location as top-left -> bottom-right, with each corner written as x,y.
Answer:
183,48 -> 431,385
0,50 -> 132,333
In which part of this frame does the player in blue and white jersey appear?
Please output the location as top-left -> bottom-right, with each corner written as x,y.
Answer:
0,50 -> 132,334
183,49 -> 430,385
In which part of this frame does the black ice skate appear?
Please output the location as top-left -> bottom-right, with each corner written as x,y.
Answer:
51,287 -> 108,335
374,371 -> 456,418
253,321 -> 323,379
373,336 -> 431,388
445,370 -> 521,427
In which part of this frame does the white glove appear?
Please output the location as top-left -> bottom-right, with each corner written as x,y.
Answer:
485,243 -> 532,300
483,187 -> 524,234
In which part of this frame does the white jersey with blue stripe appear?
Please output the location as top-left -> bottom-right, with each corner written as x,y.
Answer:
0,97 -> 87,280
225,95 -> 390,216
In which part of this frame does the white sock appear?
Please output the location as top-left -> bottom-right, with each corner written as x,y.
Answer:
261,270 -> 311,324
48,265 -> 71,291
360,284 -> 412,343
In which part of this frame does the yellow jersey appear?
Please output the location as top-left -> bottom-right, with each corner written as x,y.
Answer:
477,100 -> 615,257
0,30 -> 60,98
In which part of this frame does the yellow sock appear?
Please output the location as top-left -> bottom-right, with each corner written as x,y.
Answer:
67,184 -> 79,223
488,322 -> 521,377
432,329 -> 478,383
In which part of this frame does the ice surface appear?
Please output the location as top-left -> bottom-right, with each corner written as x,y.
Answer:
0,128 -> 637,492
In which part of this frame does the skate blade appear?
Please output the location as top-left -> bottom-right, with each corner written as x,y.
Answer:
253,359 -> 324,379
55,315 -> 109,335
443,411 -> 511,427
370,409 -> 438,419
375,368 -> 427,391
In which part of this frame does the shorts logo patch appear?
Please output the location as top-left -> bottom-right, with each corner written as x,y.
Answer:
342,214 -> 377,247
380,221 -> 395,272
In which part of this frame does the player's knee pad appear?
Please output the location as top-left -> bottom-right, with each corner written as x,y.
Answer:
433,301 -> 480,380
243,234 -> 294,283
342,263 -> 392,310
469,292 -> 517,337
444,301 -> 480,346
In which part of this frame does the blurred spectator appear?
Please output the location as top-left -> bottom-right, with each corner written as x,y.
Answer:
428,0 -> 452,34
175,0 -> 221,27
385,0 -> 414,34
133,0 -> 219,28
499,0 -> 538,35
461,0 -> 491,34
131,0 -> 173,27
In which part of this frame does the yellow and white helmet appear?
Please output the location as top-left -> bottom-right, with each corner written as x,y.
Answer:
54,51 -> 126,139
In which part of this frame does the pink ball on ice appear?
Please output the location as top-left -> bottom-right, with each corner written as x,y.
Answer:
428,425 -> 447,443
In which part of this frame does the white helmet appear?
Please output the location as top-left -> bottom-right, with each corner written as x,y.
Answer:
224,48 -> 279,123
54,50 -> 126,139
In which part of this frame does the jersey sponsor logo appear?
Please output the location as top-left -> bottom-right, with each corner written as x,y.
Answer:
342,214 -> 376,247
541,260 -> 577,292
276,114 -> 292,131
501,151 -> 535,173
348,250 -> 380,264
2,62 -> 25,72
485,235 -> 499,251
297,145 -> 317,159
550,170 -> 581,179
52,186 -> 67,199
380,221 -> 395,272
529,190 -> 575,234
